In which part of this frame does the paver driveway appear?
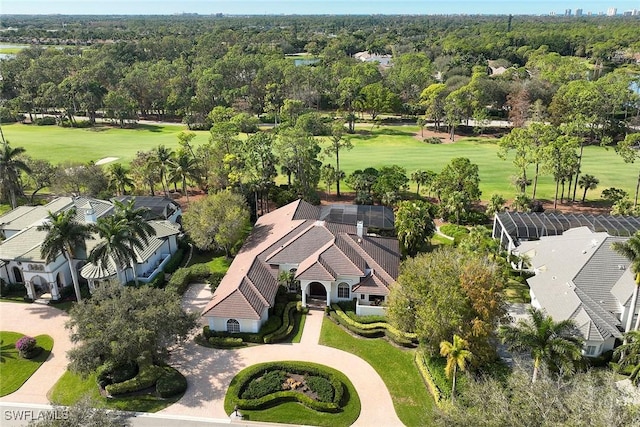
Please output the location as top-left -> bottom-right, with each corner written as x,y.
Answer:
160,283 -> 404,426
0,302 -> 72,404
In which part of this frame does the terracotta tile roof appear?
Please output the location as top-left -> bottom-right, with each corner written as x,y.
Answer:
202,199 -> 400,321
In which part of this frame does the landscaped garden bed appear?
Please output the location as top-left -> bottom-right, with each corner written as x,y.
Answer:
224,361 -> 360,426
0,331 -> 53,396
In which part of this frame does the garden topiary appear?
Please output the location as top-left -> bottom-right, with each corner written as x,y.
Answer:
15,336 -> 41,359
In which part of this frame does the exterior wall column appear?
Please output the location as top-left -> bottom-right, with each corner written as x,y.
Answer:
25,281 -> 35,299
50,281 -> 60,300
301,282 -> 308,307
325,282 -> 331,307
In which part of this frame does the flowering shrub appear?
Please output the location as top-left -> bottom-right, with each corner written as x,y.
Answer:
16,336 -> 38,358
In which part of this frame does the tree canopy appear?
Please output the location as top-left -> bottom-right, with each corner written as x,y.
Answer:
65,281 -> 198,374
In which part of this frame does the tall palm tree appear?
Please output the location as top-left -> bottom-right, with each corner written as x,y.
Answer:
38,209 -> 93,302
89,216 -> 141,284
108,163 -> 134,196
612,233 -> 640,332
613,330 -> 640,386
499,307 -> 583,382
113,199 -> 155,285
151,145 -> 174,196
439,334 -> 472,401
0,141 -> 31,208
168,152 -> 200,202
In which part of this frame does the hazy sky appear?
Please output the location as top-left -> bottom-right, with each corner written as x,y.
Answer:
1,1 -> 639,16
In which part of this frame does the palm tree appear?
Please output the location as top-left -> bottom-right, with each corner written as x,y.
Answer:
168,152 -> 200,203
151,145 -> 174,196
612,233 -> 640,332
613,330 -> 640,386
439,334 -> 472,401
578,174 -> 599,202
0,141 -> 31,208
411,170 -> 429,196
499,307 -> 583,382
112,199 -> 156,285
89,216 -> 141,284
38,209 -> 93,302
108,163 -> 134,196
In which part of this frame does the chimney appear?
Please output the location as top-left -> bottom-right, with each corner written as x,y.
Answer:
356,221 -> 364,238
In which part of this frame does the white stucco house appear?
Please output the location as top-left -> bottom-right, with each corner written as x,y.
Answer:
493,212 -> 640,357
202,199 -> 400,334
0,196 -> 181,301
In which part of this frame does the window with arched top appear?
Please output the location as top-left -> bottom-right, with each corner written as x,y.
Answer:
227,318 -> 240,333
338,282 -> 350,299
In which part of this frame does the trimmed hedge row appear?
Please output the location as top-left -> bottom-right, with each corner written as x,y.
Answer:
203,301 -> 301,345
227,361 -> 345,413
423,356 -> 453,400
414,352 -> 443,407
330,304 -> 418,346
263,301 -> 298,343
208,337 -> 246,348
156,366 -> 188,398
166,264 -> 211,294
105,361 -> 164,396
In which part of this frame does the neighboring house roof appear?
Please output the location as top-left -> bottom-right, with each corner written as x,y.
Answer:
113,196 -> 181,220
495,212 -> 640,248
516,227 -> 639,342
203,199 -> 400,321
0,197 -> 74,232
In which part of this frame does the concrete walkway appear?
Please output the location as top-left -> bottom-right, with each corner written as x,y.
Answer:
0,302 -> 73,404
162,286 -> 403,426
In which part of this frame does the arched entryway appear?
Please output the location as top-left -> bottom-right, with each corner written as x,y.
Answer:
309,282 -> 327,298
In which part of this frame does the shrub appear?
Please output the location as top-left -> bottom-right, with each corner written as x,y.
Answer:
423,356 -> 452,400
166,263 -> 211,294
263,301 -> 297,343
415,353 -> 442,406
228,362 -> 345,413
423,136 -> 442,144
105,362 -> 165,396
96,361 -> 139,388
15,336 -> 39,359
208,337 -> 246,348
439,224 -> 470,240
163,248 -> 185,274
156,367 -> 188,398
306,376 -> 334,402
208,272 -> 225,292
329,304 -> 417,344
241,370 -> 287,399
34,116 -> 57,126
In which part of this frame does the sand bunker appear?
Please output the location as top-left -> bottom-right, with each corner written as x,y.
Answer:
95,157 -> 119,165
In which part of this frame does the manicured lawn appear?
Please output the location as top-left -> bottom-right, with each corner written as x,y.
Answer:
330,126 -> 637,201
504,279 -> 532,304
2,122 -> 210,166
0,332 -> 54,397
319,318 -> 434,426
185,250 -> 231,274
49,370 -> 182,412
4,122 -> 636,202
223,363 -> 360,427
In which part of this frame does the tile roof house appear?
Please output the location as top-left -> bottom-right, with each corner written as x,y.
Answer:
0,196 -> 181,301
202,199 -> 400,334
514,227 -> 640,357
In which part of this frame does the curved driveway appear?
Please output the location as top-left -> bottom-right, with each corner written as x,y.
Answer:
0,301 -> 72,404
160,283 -> 403,426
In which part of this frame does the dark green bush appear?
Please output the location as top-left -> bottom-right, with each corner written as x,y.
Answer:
166,263 -> 211,294
228,362 -> 345,413
156,367 -> 187,398
105,362 -> 164,396
423,136 -> 442,144
587,349 -> 614,368
306,376 -> 334,402
163,248 -> 185,274
208,337 -> 245,348
263,301 -> 298,343
34,116 -> 57,125
423,356 -> 453,400
241,370 -> 287,399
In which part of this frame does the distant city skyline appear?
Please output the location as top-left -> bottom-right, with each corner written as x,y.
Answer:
1,1 -> 639,16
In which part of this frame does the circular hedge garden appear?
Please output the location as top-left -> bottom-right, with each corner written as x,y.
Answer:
224,361 -> 361,426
